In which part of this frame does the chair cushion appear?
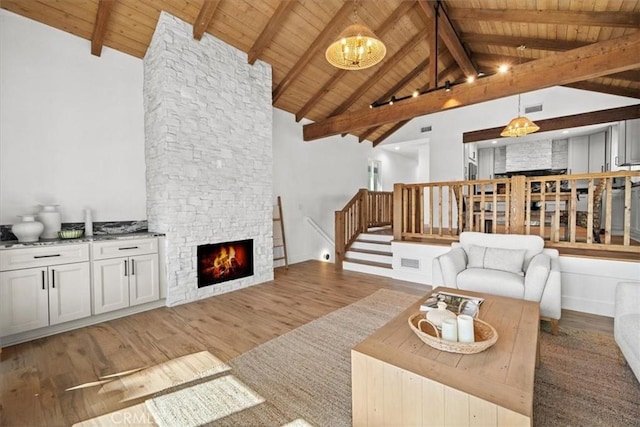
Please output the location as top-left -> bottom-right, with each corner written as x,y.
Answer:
457,268 -> 525,300
466,245 -> 526,275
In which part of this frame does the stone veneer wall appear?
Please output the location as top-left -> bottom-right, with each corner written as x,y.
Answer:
144,12 -> 273,306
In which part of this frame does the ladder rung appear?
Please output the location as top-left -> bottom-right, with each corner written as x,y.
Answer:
274,244 -> 284,248
274,256 -> 286,261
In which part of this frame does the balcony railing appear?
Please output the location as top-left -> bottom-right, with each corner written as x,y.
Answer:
334,189 -> 393,266
393,171 -> 640,253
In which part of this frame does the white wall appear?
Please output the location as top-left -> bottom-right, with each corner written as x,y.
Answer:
0,10 -> 145,224
272,109 -> 420,264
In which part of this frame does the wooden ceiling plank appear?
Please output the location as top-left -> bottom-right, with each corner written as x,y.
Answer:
607,69 -> 640,83
91,0 -> 114,56
563,81 -> 640,99
417,0 -> 477,78
193,0 -> 221,41
460,32 -> 590,52
290,1 -> 416,120
463,104 -> 640,144
447,8 -> 640,29
272,1 -> 353,104
329,30 -> 429,117
295,70 -> 347,122
247,0 -> 296,65
303,31 -> 640,141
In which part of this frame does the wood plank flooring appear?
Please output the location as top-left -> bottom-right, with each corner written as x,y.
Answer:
0,260 -> 613,426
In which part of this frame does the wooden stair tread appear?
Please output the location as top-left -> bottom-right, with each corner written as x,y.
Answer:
347,247 -> 392,256
343,258 -> 392,269
356,238 -> 392,245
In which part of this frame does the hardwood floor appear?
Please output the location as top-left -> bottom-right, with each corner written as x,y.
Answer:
0,261 -> 613,426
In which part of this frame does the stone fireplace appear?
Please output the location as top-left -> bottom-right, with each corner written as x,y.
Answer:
143,12 -> 273,306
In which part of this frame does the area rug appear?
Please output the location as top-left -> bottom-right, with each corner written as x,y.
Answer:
147,289 -> 640,426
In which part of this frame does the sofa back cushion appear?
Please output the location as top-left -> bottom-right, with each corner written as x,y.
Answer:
466,245 -> 526,275
459,232 -> 544,269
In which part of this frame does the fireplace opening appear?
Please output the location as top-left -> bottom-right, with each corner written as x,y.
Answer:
198,239 -> 253,288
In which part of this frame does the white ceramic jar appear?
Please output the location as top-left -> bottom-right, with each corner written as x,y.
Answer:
38,204 -> 61,239
11,215 -> 44,242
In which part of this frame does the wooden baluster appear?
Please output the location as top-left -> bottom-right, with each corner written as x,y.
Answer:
587,179 -> 594,244
624,176 -> 631,246
605,178 -> 612,245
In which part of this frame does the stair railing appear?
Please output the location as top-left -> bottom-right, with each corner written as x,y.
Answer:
335,189 -> 393,268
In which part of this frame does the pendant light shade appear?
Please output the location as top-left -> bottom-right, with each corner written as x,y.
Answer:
500,115 -> 540,137
325,24 -> 386,70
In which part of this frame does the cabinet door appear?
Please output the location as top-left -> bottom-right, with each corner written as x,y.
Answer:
93,258 -> 129,314
129,254 -> 159,306
568,136 -> 589,174
0,267 -> 48,336
48,263 -> 91,326
625,119 -> 640,164
588,131 -> 606,173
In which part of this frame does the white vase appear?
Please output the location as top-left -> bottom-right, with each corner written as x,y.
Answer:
38,204 -> 61,239
12,215 -> 44,242
426,301 -> 457,329
84,208 -> 93,236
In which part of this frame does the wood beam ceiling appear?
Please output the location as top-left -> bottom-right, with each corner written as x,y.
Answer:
272,1 -> 353,104
564,81 -> 640,100
462,104 -> 640,144
417,0 -> 476,78
460,33 -> 590,52
303,31 -> 640,141
447,8 -> 640,28
247,0 -> 296,65
293,1 -> 416,122
91,0 -> 114,57
192,0 -> 220,41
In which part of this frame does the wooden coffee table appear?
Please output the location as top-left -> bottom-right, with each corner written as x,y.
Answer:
352,287 -> 539,427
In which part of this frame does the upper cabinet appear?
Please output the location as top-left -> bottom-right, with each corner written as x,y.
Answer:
618,119 -> 640,166
568,130 -> 607,175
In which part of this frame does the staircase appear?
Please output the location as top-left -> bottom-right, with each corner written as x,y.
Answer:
343,228 -> 393,278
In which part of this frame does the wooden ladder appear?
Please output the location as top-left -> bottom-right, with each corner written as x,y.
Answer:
273,196 -> 289,269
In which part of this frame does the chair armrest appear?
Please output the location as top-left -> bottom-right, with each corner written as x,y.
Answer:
524,253 -> 551,302
616,282 -> 640,318
432,247 -> 467,288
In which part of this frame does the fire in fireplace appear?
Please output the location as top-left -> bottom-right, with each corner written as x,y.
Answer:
197,239 -> 253,288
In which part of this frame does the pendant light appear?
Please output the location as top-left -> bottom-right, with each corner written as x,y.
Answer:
325,0 -> 386,70
501,46 -> 540,138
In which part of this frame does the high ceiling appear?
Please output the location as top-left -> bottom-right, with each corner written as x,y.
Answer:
2,0 -> 639,145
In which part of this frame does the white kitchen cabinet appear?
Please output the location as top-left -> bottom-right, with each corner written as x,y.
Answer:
92,238 -> 160,314
478,148 -> 494,179
568,135 -> 589,174
631,186 -> 640,242
0,244 -> 91,336
588,131 -> 606,173
618,119 -> 640,166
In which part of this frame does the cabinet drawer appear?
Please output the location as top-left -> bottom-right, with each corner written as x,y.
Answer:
92,238 -> 158,260
0,244 -> 90,271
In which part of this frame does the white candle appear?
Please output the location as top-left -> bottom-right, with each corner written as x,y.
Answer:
457,314 -> 475,343
441,318 -> 458,342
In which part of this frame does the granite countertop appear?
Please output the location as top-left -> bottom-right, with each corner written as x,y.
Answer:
0,232 -> 165,249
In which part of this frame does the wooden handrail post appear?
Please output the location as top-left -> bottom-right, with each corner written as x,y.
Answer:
510,175 -> 526,234
393,183 -> 404,241
359,188 -> 368,233
335,210 -> 345,269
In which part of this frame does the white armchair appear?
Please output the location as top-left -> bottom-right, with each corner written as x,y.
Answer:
433,232 -> 561,334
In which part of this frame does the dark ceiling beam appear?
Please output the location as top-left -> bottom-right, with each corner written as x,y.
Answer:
303,31 -> 640,141
293,1 -> 416,122
247,0 -> 296,65
329,29 -> 429,117
564,81 -> 640,100
463,104 -> 640,144
193,0 -> 221,41
460,32 -> 590,52
417,0 -> 477,78
272,1 -> 353,104
447,8 -> 640,28
608,70 -> 640,82
91,0 -> 114,57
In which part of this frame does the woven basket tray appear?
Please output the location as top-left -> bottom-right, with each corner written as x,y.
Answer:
408,312 -> 498,354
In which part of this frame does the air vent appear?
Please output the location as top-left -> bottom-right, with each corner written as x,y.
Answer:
524,104 -> 543,114
400,258 -> 420,269
420,126 -> 432,133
